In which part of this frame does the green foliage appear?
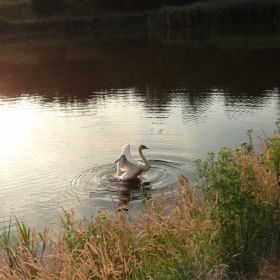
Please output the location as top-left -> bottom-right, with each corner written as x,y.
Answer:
195,125 -> 280,278
15,216 -> 36,256
0,217 -> 48,277
139,181 -> 149,204
0,217 -> 13,263
61,210 -> 76,251
61,209 -> 100,255
1,218 -> 11,248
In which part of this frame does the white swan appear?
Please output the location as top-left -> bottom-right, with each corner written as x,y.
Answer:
114,144 -> 150,180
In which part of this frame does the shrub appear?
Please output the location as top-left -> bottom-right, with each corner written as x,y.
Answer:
195,127 -> 280,278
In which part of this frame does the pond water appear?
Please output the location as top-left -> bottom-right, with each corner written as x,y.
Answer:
0,23 -> 280,233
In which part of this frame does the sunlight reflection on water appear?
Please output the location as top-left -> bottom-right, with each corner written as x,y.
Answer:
0,26 -> 280,233
0,87 -> 279,233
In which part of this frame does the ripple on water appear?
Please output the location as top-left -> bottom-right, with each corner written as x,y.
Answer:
68,160 -> 187,204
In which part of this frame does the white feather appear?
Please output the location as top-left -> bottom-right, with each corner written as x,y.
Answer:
114,144 -> 150,180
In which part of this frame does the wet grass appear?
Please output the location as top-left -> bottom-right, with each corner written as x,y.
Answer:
148,0 -> 280,27
1,120 -> 280,278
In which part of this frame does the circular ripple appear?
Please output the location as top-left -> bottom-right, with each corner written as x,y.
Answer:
68,160 -> 187,202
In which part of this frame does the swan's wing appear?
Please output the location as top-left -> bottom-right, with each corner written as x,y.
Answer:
114,144 -> 141,178
114,154 -> 129,170
117,144 -> 139,165
115,155 -> 141,179
115,154 -> 140,177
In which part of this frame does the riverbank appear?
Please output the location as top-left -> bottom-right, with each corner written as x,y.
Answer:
1,124 -> 280,279
148,0 -> 280,27
0,0 -> 279,33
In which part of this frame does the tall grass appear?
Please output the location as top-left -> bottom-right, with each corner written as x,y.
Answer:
195,127 -> 280,278
148,0 -> 280,27
0,179 -> 223,279
1,121 -> 280,278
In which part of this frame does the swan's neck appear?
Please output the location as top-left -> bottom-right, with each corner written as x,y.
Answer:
138,148 -> 150,171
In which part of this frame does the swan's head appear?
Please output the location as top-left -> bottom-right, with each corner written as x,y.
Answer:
139,144 -> 149,150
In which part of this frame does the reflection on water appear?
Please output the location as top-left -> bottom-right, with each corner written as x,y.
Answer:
0,24 -> 280,233
68,159 -> 185,206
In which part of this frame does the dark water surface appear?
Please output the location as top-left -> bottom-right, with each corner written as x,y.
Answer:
0,24 -> 280,232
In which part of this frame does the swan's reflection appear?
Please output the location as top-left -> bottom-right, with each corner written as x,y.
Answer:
115,178 -> 151,210
83,159 -> 186,214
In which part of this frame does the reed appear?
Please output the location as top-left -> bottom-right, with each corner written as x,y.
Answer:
1,121 -> 280,279
148,0 -> 280,27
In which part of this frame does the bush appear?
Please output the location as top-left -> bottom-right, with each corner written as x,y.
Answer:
195,127 -> 280,278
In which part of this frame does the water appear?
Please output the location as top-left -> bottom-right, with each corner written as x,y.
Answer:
0,24 -> 280,233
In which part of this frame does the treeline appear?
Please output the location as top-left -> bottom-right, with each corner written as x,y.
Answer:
29,0 -> 280,26
148,0 -> 280,27
31,0 -> 204,15
1,0 -> 279,30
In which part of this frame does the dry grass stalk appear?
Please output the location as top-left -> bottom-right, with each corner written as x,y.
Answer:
0,174 -> 225,279
234,145 -> 279,206
259,256 -> 280,280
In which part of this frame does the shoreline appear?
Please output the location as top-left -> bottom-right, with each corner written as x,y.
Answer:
0,0 -> 280,34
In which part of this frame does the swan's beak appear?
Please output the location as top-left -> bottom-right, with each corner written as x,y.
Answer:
143,146 -> 149,149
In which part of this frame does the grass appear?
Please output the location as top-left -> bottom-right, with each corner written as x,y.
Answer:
195,128 -> 280,278
0,181 -> 223,279
1,121 -> 280,278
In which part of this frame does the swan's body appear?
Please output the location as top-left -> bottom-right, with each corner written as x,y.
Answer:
114,144 -> 150,180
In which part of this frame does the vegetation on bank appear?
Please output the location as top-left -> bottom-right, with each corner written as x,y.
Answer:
1,122 -> 280,279
148,0 -> 280,27
0,0 -> 279,32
